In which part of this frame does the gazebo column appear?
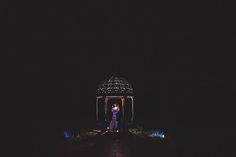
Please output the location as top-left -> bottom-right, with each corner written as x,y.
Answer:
121,97 -> 125,120
96,97 -> 98,121
131,96 -> 134,122
105,96 -> 108,121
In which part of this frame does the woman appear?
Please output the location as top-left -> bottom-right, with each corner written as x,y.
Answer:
108,103 -> 120,132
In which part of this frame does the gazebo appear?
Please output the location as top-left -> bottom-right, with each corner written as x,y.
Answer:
96,75 -> 134,133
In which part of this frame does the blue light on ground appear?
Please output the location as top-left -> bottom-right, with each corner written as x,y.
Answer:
148,131 -> 165,139
64,130 -> 79,139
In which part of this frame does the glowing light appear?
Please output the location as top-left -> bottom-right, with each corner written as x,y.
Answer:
64,130 -> 79,139
114,106 -> 118,110
64,130 -> 72,138
148,130 -> 165,139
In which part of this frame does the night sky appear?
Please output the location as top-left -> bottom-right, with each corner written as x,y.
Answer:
7,1 -> 236,155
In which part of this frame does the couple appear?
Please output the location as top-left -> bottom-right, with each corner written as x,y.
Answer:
108,103 -> 120,132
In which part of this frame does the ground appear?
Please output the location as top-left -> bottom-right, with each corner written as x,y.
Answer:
53,131 -> 177,157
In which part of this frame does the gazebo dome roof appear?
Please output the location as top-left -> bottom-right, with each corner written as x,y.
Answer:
96,75 -> 134,96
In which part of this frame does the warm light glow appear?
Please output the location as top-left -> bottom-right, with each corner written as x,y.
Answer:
114,106 -> 118,110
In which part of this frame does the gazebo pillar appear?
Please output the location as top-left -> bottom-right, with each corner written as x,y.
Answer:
131,96 -> 134,122
121,97 -> 125,120
96,97 -> 98,121
105,96 -> 108,121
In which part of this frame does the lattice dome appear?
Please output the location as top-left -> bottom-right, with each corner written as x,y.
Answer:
96,75 -> 134,96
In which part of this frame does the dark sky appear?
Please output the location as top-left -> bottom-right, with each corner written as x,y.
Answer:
7,1 -> 236,142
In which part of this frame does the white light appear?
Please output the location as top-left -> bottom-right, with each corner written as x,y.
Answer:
148,131 -> 165,139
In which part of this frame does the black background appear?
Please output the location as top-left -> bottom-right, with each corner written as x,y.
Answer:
7,0 -> 236,156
